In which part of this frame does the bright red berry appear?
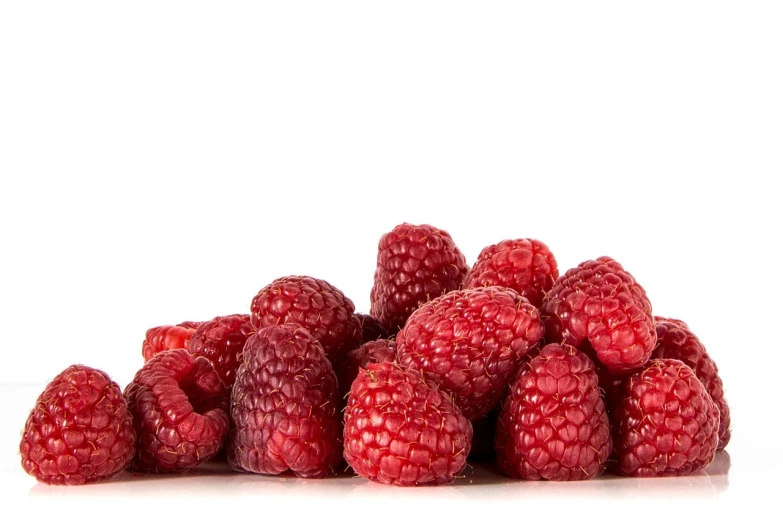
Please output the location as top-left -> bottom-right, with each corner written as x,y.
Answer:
20,365 -> 136,485
396,287 -> 543,420
495,344 -> 612,480
141,321 -> 201,361
227,324 -> 342,478
343,361 -> 472,486
465,239 -> 559,307
370,223 -> 468,333
612,359 -> 719,477
652,317 -> 730,450
124,350 -> 229,473
356,313 -> 388,343
187,314 -> 254,388
250,275 -> 361,364
336,339 -> 396,400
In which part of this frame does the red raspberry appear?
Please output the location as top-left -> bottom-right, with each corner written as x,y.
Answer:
343,361 -> 472,486
250,275 -> 361,364
356,313 -> 388,343
464,238 -> 559,307
336,339 -> 396,400
541,256 -> 655,375
396,287 -> 543,420
227,324 -> 342,478
19,365 -> 135,485
124,350 -> 229,473
141,321 -> 201,361
495,344 -> 612,480
370,223 -> 468,333
187,314 -> 254,388
613,359 -> 719,477
652,317 -> 731,450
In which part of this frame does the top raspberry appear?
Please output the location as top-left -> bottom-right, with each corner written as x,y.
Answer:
370,223 -> 468,333
464,238 -> 559,307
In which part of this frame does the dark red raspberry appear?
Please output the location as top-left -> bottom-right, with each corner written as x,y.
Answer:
250,275 -> 361,364
142,321 -> 201,361
464,238 -> 559,307
541,256 -> 655,375
495,344 -> 612,480
19,365 -> 135,485
124,350 -> 229,473
612,359 -> 719,477
396,287 -> 543,420
187,314 -> 254,388
343,361 -> 472,486
356,313 -> 388,343
227,324 -> 342,478
336,339 -> 396,400
652,317 -> 730,450
370,223 -> 468,333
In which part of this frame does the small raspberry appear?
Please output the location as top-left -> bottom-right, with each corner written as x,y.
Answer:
495,344 -> 612,480
541,256 -> 655,375
187,314 -> 254,388
343,361 -> 472,486
336,339 -> 396,400
652,317 -> 731,450
124,350 -> 229,473
612,359 -> 719,477
356,313 -> 388,343
141,321 -> 201,361
464,238 -> 559,307
396,287 -> 543,420
250,275 -> 361,364
227,324 -> 342,478
20,365 -> 136,485
370,223 -> 468,333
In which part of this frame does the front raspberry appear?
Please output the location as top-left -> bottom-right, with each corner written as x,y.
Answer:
141,321 -> 201,361
652,317 -> 731,450
250,275 -> 361,364
541,256 -> 655,375
370,223 -> 468,333
465,238 -> 559,307
495,344 -> 612,480
227,324 -> 342,478
20,365 -> 136,485
396,287 -> 543,420
343,361 -> 472,486
613,359 -> 719,477
336,339 -> 396,400
187,314 -> 254,388
124,350 -> 229,473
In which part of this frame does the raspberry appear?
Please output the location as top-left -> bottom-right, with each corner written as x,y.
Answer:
343,361 -> 472,486
541,256 -> 655,375
124,350 -> 229,473
370,223 -> 468,333
396,287 -> 543,420
336,339 -> 396,400
464,239 -> 559,307
141,321 -> 201,361
227,324 -> 342,478
495,344 -> 612,480
187,314 -> 254,388
652,317 -> 731,450
19,365 -> 135,485
356,313 -> 388,343
250,275 -> 361,364
612,359 -> 719,477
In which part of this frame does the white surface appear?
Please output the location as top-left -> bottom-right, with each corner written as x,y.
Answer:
1,1 -> 782,519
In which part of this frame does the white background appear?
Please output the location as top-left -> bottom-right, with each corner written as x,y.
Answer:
1,2 -> 781,520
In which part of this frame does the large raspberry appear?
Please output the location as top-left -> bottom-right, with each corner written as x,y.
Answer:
541,256 -> 655,375
20,365 -> 135,485
141,321 -> 201,361
343,361 -> 472,486
250,275 -> 361,364
336,339 -> 396,400
396,287 -> 543,420
495,344 -> 612,480
370,223 -> 468,333
464,238 -> 559,307
227,324 -> 342,478
124,350 -> 229,473
187,314 -> 254,388
356,313 -> 388,343
612,359 -> 719,477
652,317 -> 730,450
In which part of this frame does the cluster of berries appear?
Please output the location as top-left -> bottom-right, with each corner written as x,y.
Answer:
20,223 -> 729,486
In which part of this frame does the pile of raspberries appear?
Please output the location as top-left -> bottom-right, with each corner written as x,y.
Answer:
20,223 -> 729,486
